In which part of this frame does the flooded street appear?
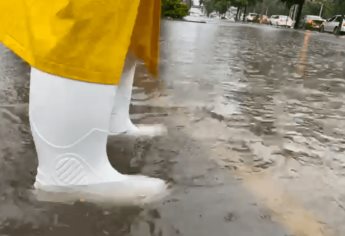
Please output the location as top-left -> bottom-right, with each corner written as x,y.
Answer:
1,20 -> 345,235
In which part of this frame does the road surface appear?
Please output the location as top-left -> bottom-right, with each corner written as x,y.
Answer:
1,21 -> 345,236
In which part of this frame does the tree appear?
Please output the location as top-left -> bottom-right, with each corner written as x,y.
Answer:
230,0 -> 262,21
203,0 -> 215,16
302,0 -> 322,16
162,0 -> 189,19
202,0 -> 261,18
215,0 -> 231,15
332,0 -> 345,16
231,0 -> 247,20
280,0 -> 305,29
252,0 -> 291,16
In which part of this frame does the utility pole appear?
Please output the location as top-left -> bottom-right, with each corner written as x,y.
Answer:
292,4 -> 298,21
290,4 -> 298,27
337,14 -> 344,36
289,5 -> 294,19
242,5 -> 247,22
319,4 -> 323,17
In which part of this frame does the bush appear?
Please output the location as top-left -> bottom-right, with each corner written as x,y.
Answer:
162,0 -> 189,19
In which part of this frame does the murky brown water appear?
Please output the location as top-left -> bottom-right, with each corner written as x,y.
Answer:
1,21 -> 345,235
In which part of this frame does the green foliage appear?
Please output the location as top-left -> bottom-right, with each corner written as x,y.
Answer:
202,0 -> 260,16
203,0 -> 231,16
302,1 -> 322,16
323,0 -> 345,18
215,0 -> 231,14
279,0 -> 304,8
244,0 -> 344,19
231,0 -> 260,7
162,0 -> 189,19
250,0 -> 288,16
203,0 -> 215,15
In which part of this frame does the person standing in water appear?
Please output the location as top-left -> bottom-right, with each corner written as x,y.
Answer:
0,0 -> 168,203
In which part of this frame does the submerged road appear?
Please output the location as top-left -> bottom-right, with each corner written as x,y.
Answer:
1,20 -> 345,235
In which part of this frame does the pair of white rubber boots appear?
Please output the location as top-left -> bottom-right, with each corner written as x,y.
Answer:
29,57 -> 167,204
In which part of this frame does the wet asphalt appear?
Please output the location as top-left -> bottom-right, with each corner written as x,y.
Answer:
1,20 -> 345,236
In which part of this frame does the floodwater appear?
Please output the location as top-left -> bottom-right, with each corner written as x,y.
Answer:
1,20 -> 345,235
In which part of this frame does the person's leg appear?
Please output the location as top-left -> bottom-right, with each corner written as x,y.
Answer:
109,56 -> 166,137
30,67 -> 167,203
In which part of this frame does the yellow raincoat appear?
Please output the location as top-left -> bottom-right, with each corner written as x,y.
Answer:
0,0 -> 160,85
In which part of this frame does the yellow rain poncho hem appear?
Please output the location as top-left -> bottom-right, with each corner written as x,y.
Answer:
0,0 -> 160,85
1,34 -> 125,85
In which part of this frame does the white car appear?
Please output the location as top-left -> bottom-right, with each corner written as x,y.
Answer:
321,15 -> 345,34
270,15 -> 293,27
246,13 -> 258,22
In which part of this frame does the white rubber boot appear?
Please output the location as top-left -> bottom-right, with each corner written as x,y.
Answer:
109,56 -> 167,137
29,68 -> 168,204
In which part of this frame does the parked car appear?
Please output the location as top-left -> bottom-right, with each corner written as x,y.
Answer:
300,15 -> 325,30
246,13 -> 259,22
320,15 -> 345,34
270,15 -> 293,27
